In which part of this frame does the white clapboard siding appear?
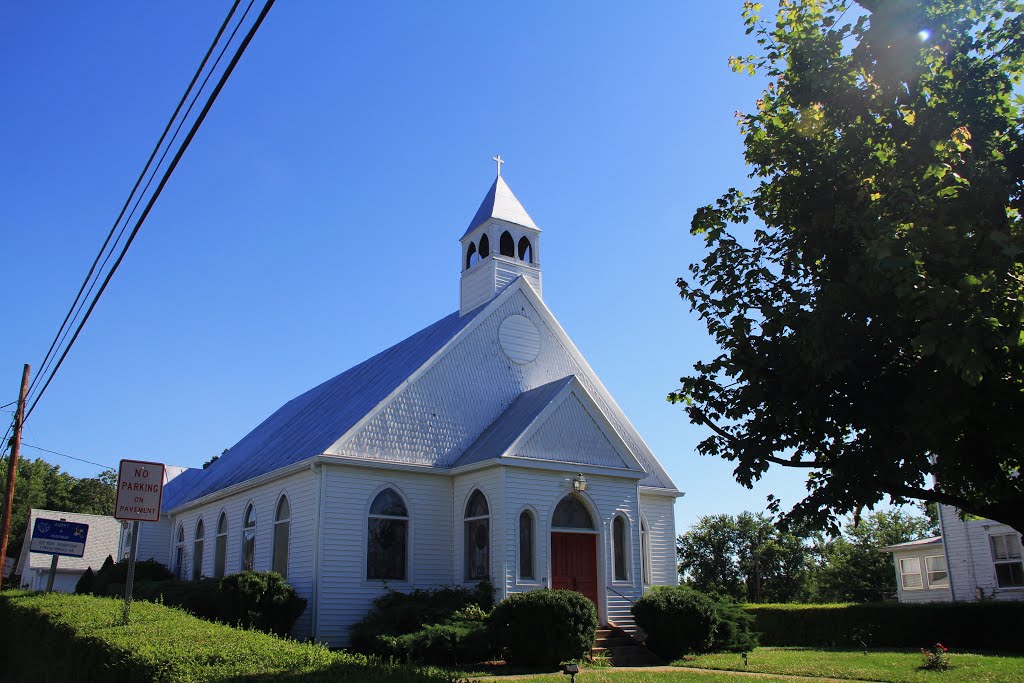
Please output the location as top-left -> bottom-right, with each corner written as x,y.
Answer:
639,493 -> 678,588
316,464 -> 455,647
939,503 -> 1024,602
165,468 -> 319,638
135,517 -> 172,564
460,259 -> 497,315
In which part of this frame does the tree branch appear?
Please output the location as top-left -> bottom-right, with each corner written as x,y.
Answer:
692,408 -> 825,468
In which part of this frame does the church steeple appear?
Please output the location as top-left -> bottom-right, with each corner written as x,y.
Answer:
460,160 -> 542,316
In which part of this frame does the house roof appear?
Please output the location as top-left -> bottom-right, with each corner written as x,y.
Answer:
165,305 -> 486,509
880,536 -> 944,552
16,509 -> 122,574
453,376 -> 575,468
462,176 -> 539,238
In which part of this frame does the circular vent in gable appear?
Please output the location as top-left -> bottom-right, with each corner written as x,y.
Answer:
498,314 -> 541,364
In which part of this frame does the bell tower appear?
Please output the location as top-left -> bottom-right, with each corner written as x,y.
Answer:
460,157 -> 542,316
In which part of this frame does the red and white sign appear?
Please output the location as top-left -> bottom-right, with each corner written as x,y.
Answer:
115,459 -> 166,522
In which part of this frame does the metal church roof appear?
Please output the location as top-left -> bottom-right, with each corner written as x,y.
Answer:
452,375 -> 575,468
462,176 -> 539,238
164,306 -> 485,510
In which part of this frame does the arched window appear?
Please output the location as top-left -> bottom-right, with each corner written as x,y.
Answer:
518,236 -> 533,263
174,525 -> 185,580
367,488 -> 408,580
499,231 -> 514,257
641,517 -> 651,585
479,233 -> 490,258
519,509 -> 535,580
613,515 -> 628,581
192,519 -> 205,581
273,495 -> 290,578
552,495 -> 595,529
464,490 -> 490,580
466,242 -> 478,270
241,503 -> 256,571
214,512 -> 227,578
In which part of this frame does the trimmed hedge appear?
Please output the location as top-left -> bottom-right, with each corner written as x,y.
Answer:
488,589 -> 597,667
632,586 -> 720,658
0,590 -> 456,683
747,602 -> 1024,652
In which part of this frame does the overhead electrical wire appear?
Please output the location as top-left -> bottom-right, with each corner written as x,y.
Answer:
20,443 -> 115,471
9,0 -> 277,436
23,0 -> 246,414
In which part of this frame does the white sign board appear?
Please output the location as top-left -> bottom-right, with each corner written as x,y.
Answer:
115,459 -> 166,522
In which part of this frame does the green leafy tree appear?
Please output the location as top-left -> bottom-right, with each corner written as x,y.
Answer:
672,0 -> 1024,532
677,512 -> 810,602
811,508 -> 938,602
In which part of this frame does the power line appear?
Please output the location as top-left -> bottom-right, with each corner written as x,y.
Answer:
19,443 -> 114,471
22,0 -> 276,422
24,2 -> 244,411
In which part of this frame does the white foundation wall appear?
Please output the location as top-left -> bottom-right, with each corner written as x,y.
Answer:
166,467 -> 319,638
317,464 -> 455,647
639,492 -> 678,588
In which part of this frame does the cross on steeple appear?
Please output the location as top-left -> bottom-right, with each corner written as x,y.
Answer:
492,154 -> 504,177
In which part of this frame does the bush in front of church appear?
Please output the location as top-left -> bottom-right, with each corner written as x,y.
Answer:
632,585 -> 757,659
351,583 -> 496,663
89,555 -> 174,596
218,570 -> 308,636
488,589 -> 598,667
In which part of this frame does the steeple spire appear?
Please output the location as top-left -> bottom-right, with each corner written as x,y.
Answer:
459,163 -> 542,316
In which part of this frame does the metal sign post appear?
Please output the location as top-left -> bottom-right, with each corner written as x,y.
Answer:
114,459 -> 164,624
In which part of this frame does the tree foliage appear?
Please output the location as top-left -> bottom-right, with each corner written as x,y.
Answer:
810,508 -> 938,602
673,0 -> 1024,532
0,457 -> 117,561
677,512 -> 810,602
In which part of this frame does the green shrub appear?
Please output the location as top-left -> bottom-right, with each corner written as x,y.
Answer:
74,567 -> 95,595
0,590 -> 455,683
632,586 -> 720,659
488,589 -> 597,667
218,570 -> 307,636
351,582 -> 494,656
711,597 -> 758,653
382,619 -> 493,665
91,556 -> 173,596
747,601 -> 1024,652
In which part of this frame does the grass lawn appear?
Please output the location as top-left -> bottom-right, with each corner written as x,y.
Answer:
480,673 -> 837,683
677,646 -> 1024,683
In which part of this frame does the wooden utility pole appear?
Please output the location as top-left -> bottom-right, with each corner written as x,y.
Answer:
0,364 -> 31,591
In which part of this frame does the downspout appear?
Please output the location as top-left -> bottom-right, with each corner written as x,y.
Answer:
938,504 -> 956,602
311,461 -> 325,640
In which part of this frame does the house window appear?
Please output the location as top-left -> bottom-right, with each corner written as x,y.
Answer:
613,515 -> 628,581
925,555 -> 948,588
273,495 -> 290,579
518,236 -> 532,263
990,533 -> 1024,588
192,519 -> 205,581
214,512 -> 227,579
464,490 -> 489,580
367,488 -> 408,580
519,510 -> 535,580
241,503 -> 256,571
175,525 -> 186,580
899,557 -> 923,590
640,517 -> 651,585
499,231 -> 514,256
552,495 -> 594,529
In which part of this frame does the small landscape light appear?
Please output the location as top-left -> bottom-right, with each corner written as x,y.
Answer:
563,663 -> 580,683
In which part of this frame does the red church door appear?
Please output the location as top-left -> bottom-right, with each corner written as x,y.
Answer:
551,532 -> 599,608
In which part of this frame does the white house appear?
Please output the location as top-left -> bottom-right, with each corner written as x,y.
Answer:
882,504 -> 1023,603
129,171 -> 683,646
16,509 -> 122,593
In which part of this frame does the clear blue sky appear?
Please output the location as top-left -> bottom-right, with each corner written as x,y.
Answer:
1,1 -> 812,532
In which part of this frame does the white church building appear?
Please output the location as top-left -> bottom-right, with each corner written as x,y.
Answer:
130,170 -> 683,646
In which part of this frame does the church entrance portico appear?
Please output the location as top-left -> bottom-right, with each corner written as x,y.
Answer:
550,532 -> 599,607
